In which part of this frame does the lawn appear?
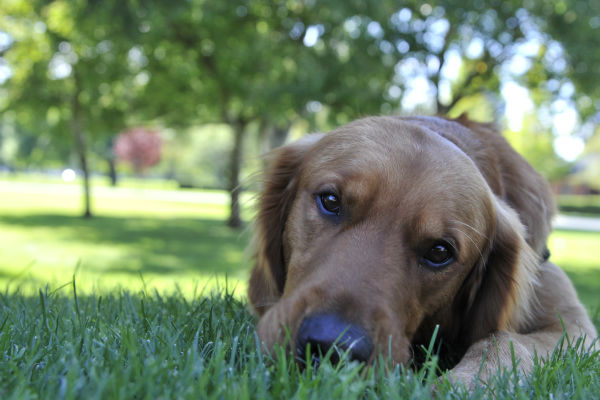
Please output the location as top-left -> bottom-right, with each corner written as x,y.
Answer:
1,286 -> 598,399
1,179 -> 599,308
548,230 -> 600,311
1,179 -> 599,399
0,179 -> 253,296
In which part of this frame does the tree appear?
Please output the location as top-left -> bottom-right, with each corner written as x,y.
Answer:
126,0 -> 600,226
524,0 -> 600,122
126,1 -> 481,225
134,1 -> 324,227
0,0 -> 139,217
570,127 -> 600,190
3,0 -> 598,226
114,127 -> 162,176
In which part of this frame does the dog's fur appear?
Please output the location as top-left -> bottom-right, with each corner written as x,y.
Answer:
248,115 -> 597,386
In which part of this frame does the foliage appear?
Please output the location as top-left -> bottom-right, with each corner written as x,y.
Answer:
1,0 -> 600,223
113,127 -> 162,175
569,127 -> 600,190
0,0 -> 142,216
0,0 -> 136,141
157,125 -> 235,190
504,113 -> 571,181
557,195 -> 600,216
523,0 -> 600,120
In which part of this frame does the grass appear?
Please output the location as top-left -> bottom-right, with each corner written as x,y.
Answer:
548,230 -> 600,310
0,180 -> 253,296
1,180 -> 599,304
1,286 -> 598,399
1,178 -> 599,398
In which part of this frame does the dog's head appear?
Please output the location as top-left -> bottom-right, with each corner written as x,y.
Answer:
249,116 -> 552,365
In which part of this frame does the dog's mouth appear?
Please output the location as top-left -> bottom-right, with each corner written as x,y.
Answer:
294,313 -> 374,367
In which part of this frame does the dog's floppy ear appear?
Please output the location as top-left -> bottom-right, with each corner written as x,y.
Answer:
457,198 -> 540,345
453,116 -> 556,256
248,134 -> 323,315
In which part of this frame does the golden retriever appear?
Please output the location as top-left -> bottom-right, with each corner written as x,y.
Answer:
248,115 -> 597,387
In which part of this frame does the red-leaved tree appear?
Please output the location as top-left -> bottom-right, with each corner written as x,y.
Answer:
114,128 -> 162,176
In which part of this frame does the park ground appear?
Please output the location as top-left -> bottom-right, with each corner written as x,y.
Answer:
0,178 -> 253,296
1,177 -> 599,399
1,177 -> 599,309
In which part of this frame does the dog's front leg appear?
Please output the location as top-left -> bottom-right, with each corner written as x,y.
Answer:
447,329 -> 574,390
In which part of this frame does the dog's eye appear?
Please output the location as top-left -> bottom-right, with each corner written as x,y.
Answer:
423,242 -> 454,268
317,192 -> 341,216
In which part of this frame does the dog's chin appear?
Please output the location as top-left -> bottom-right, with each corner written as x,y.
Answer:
255,299 -> 305,357
370,322 -> 414,366
255,308 -> 285,355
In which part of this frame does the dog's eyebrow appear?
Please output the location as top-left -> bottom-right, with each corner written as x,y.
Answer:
449,220 -> 488,240
448,227 -> 483,264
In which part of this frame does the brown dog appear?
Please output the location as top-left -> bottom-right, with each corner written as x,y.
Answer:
248,115 -> 597,386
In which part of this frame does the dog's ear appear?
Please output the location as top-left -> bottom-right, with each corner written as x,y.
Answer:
453,116 -> 556,256
248,134 -> 323,315
457,198 -> 540,345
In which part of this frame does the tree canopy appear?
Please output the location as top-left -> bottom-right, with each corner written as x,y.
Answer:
1,0 -> 599,222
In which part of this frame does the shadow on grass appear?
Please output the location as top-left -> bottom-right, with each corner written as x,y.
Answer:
4,214 -> 598,310
0,213 -> 251,277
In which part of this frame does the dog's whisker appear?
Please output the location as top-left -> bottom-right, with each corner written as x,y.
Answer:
449,220 -> 489,240
449,227 -> 485,265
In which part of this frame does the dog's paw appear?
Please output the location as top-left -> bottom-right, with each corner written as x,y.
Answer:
443,366 -> 486,392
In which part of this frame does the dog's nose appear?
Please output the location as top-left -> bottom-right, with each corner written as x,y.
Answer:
296,313 -> 373,365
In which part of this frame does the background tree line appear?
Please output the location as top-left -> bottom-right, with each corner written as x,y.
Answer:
1,0 -> 599,227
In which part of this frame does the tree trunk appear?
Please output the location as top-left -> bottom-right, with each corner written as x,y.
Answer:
258,122 -> 290,156
227,121 -> 245,228
269,125 -> 289,149
105,138 -> 118,186
107,157 -> 117,186
72,71 -> 92,218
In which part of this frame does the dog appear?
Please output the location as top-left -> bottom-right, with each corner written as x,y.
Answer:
248,115 -> 597,387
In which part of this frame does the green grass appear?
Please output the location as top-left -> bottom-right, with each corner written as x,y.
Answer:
1,180 -> 599,304
0,180 -> 253,296
549,230 -> 600,310
0,172 -> 183,190
1,179 -> 599,398
1,287 -> 598,399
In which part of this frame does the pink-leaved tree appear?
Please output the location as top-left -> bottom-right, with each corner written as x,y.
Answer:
113,128 -> 162,176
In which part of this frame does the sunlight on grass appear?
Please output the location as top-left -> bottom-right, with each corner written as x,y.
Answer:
2,179 -> 599,308
0,180 -> 253,297
0,181 -> 243,219
549,230 -> 600,310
